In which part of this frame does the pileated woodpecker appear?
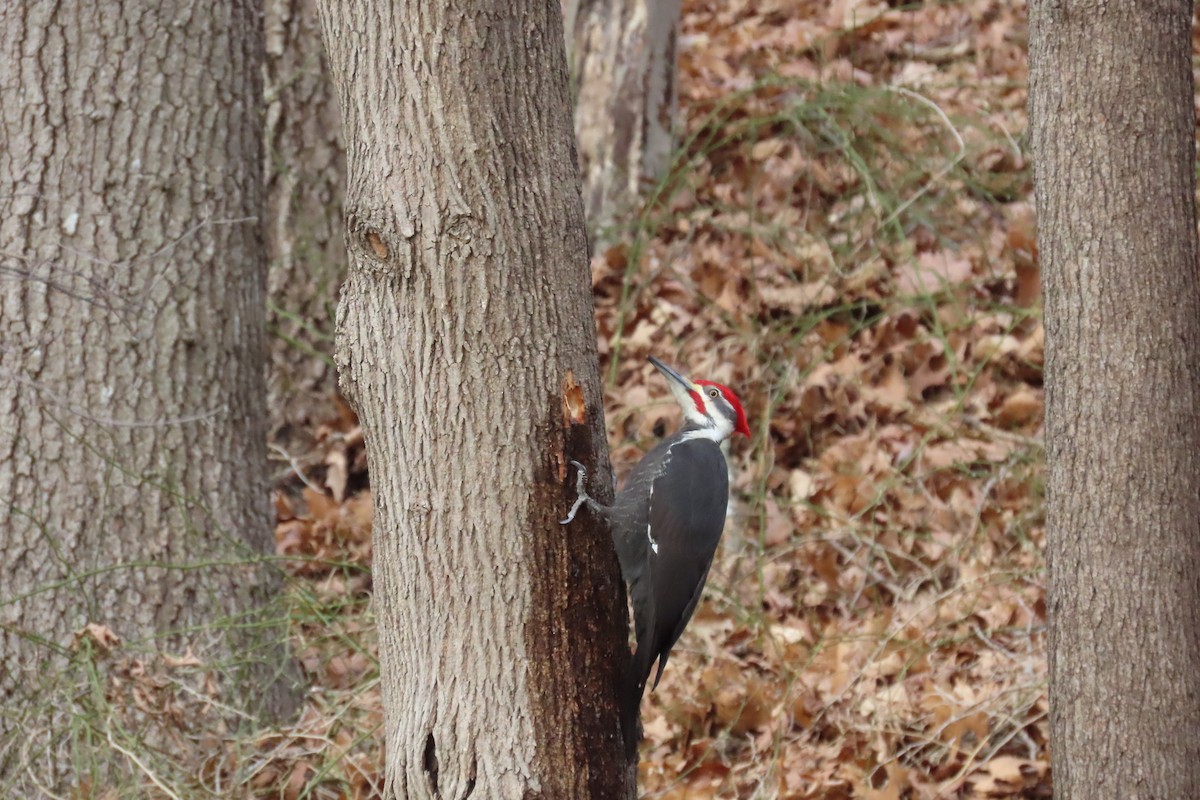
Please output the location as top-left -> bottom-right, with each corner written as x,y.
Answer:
561,355 -> 750,755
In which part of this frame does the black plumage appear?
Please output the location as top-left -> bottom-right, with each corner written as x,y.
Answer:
577,431 -> 730,757
610,435 -> 729,694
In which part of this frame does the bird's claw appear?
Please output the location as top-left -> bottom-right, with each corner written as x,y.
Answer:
560,460 -> 590,525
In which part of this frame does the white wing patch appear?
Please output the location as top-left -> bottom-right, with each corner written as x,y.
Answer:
647,481 -> 659,554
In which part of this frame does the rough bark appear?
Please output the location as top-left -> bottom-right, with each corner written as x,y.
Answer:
1028,1 -> 1200,797
0,0 -> 298,787
314,1 -> 635,798
564,0 -> 681,248
264,0 -> 347,442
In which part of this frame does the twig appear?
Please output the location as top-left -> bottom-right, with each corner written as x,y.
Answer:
880,86 -> 966,230
270,443 -> 326,493
106,722 -> 184,800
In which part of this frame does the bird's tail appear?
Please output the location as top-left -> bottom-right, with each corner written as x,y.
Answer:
623,575 -> 659,761
620,654 -> 650,762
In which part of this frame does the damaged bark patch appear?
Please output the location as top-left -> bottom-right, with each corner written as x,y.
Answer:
521,395 -> 635,798
562,370 -> 587,427
423,731 -> 439,795
366,230 -> 389,259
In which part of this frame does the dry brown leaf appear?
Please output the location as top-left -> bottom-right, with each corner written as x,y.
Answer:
303,485 -> 336,521
345,491 -> 374,534
859,762 -> 910,800
986,755 -> 1029,784
762,499 -> 794,547
896,250 -> 975,295
274,489 -> 296,522
835,0 -> 890,31
761,281 -> 839,315
802,544 -> 840,594
996,388 -> 1042,428
790,469 -> 816,501
162,647 -> 204,669
325,447 -> 349,503
976,333 -> 1021,360
72,622 -> 121,655
284,762 -> 310,800
751,138 -> 786,161
863,361 -> 909,412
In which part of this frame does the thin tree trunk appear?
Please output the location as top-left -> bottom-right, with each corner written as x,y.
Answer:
1028,1 -> 1200,796
264,0 -> 347,438
564,0 -> 681,248
0,0 -> 298,787
315,1 -> 635,797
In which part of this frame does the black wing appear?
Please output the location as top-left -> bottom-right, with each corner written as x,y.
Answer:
632,437 -> 729,693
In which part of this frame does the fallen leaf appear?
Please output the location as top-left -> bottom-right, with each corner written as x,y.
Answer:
996,388 -> 1042,429
896,250 -> 975,295
284,762 -> 310,800
325,448 -> 349,503
71,622 -> 121,656
163,647 -> 204,669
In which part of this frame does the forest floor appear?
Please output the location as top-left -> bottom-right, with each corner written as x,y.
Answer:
261,1 -> 1048,799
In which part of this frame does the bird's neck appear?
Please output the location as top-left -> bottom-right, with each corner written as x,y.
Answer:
676,422 -> 728,444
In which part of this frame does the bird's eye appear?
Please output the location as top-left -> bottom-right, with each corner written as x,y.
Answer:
708,389 -> 719,398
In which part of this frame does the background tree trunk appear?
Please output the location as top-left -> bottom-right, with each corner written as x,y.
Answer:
0,0 -> 298,786
1028,1 -> 1200,796
564,0 -> 681,249
264,0 -> 347,443
315,1 -> 636,797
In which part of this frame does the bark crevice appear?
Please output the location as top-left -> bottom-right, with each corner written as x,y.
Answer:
423,731 -> 440,796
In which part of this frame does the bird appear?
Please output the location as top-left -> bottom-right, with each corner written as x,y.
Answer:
560,355 -> 750,757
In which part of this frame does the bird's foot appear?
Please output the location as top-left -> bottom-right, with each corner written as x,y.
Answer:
560,460 -> 591,525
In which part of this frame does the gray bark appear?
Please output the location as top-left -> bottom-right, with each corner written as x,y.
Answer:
565,0 -> 681,248
315,1 -> 635,798
1029,1 -> 1200,797
0,0 -> 298,787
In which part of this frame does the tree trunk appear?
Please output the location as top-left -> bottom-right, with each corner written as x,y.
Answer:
564,0 -> 681,249
314,1 -> 635,798
264,0 -> 347,441
1028,2 -> 1200,797
0,0 -> 298,787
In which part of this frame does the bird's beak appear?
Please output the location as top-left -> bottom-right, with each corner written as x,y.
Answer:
649,355 -> 701,409
648,356 -> 696,391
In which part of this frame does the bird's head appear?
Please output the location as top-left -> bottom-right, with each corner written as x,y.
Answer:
649,355 -> 751,441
